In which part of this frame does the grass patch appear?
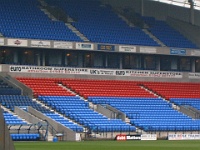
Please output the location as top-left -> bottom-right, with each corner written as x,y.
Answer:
15,140 -> 200,150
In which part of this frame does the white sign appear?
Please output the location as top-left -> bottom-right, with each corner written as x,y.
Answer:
76,43 -> 94,50
188,73 -> 200,79
0,38 -> 4,46
141,134 -> 157,140
7,39 -> 28,47
0,65 -> 2,72
191,50 -> 200,56
89,69 -> 115,76
54,41 -> 73,49
140,47 -> 157,53
9,65 -> 183,79
115,70 -> 182,78
168,134 -> 200,140
9,66 -> 89,75
31,40 -> 51,48
119,45 -> 136,52
76,133 -> 81,141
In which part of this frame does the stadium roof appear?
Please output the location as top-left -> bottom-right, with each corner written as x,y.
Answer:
149,0 -> 200,10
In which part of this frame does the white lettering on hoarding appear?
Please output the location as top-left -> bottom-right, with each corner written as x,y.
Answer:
168,134 -> 200,140
188,73 -> 200,79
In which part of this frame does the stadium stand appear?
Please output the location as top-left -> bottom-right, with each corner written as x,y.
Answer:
15,77 -> 200,132
11,133 -> 40,141
0,0 -> 82,41
170,98 -> 200,111
39,96 -> 135,132
142,16 -> 198,49
142,82 -> 200,100
3,111 -> 27,125
0,79 -> 21,95
16,77 -> 136,132
45,0 -> 160,46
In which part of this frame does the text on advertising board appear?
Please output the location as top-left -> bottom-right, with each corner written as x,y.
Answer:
76,43 -> 93,50
170,49 -> 186,55
9,65 -> 183,79
97,44 -> 115,51
119,45 -> 136,52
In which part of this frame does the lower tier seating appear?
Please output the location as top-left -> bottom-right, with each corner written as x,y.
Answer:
88,97 -> 200,131
44,113 -> 84,132
3,112 -> 27,125
170,98 -> 200,111
11,133 -> 40,141
39,96 -> 136,132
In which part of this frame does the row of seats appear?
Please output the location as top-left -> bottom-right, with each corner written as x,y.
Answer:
38,96 -> 136,132
45,0 -> 160,46
16,77 -> 200,133
0,0 -> 82,41
142,16 -> 198,49
170,98 -> 200,110
3,112 -> 27,125
11,133 -> 40,141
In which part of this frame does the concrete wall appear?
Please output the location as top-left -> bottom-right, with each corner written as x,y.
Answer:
28,107 -> 79,141
14,106 -> 44,125
104,0 -> 200,27
0,105 -> 15,150
179,106 -> 200,119
167,17 -> 200,48
96,105 -> 114,119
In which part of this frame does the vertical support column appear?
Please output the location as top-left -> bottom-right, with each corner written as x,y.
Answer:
119,54 -> 123,69
188,0 -> 194,25
42,51 -> 46,66
141,0 -> 144,16
0,105 -> 15,150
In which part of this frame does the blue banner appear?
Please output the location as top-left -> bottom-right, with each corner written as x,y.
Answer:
97,44 -> 115,51
170,49 -> 186,55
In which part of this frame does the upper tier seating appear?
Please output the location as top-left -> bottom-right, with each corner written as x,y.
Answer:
0,0 -> 82,41
45,0 -> 159,46
142,16 -> 198,49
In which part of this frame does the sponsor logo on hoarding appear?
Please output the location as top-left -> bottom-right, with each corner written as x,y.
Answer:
54,41 -> 73,49
170,49 -> 186,55
140,47 -> 157,53
31,40 -> 51,48
97,44 -> 115,51
7,38 -> 28,47
119,45 -> 136,52
76,43 -> 94,50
